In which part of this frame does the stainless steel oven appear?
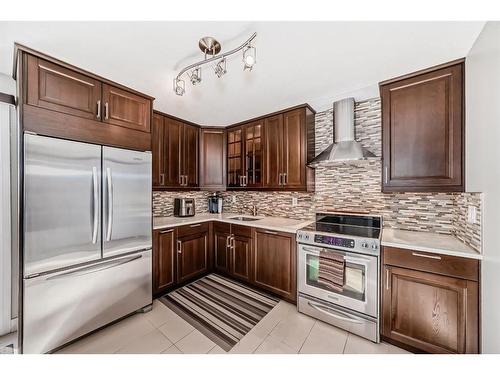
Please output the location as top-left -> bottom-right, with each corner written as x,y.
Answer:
296,212 -> 381,342
298,244 -> 378,317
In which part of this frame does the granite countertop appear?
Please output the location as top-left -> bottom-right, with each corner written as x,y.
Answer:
382,228 -> 482,260
153,213 -> 314,234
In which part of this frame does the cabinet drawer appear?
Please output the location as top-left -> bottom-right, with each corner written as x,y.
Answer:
177,222 -> 209,238
232,224 -> 253,238
213,221 -> 231,234
383,246 -> 479,281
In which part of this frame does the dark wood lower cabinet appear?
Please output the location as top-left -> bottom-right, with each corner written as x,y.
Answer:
253,229 -> 296,302
153,228 -> 176,295
214,223 -> 231,274
177,230 -> 209,284
231,234 -> 252,282
382,246 -> 479,354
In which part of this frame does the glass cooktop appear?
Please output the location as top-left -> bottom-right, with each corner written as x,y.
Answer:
301,213 -> 382,239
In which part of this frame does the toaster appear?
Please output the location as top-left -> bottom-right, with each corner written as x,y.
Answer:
174,198 -> 195,217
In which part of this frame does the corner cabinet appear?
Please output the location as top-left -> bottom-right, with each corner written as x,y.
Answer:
380,60 -> 464,192
200,128 -> 226,190
381,246 -> 479,354
22,50 -> 153,151
152,111 -> 199,189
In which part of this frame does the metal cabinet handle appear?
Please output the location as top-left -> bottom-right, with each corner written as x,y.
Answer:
278,173 -> 282,186
384,166 -> 388,184
177,240 -> 182,254
185,175 -> 188,186
231,235 -> 235,250
91,166 -> 99,244
226,235 -> 231,249
283,172 -> 287,186
160,229 -> 174,234
189,224 -> 201,228
412,252 -> 442,260
263,230 -> 278,235
96,100 -> 101,119
386,268 -> 389,290
104,102 -> 109,120
160,173 -> 165,185
307,302 -> 364,324
106,167 -> 113,242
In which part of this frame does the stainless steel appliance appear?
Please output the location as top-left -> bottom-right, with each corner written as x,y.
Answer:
174,198 -> 195,217
297,212 -> 381,342
208,192 -> 223,214
22,134 -> 152,354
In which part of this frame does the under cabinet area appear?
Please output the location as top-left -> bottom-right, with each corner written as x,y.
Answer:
381,246 -> 479,354
22,48 -> 153,151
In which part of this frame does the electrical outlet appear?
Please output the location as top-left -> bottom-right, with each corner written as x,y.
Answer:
231,195 -> 237,204
291,197 -> 298,207
467,206 -> 477,224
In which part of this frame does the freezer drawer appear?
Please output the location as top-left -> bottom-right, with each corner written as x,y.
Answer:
103,147 -> 152,258
22,249 -> 152,354
24,134 -> 102,276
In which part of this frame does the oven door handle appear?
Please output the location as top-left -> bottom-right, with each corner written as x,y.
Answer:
307,301 -> 365,324
300,246 -> 373,264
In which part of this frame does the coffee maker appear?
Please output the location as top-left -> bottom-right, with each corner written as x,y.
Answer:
208,192 -> 223,214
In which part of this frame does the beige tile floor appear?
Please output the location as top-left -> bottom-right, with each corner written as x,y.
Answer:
56,299 -> 410,354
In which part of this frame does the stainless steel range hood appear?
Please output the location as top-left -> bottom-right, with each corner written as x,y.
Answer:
309,98 -> 376,165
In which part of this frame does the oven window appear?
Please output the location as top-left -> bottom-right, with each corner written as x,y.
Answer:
305,254 -> 366,302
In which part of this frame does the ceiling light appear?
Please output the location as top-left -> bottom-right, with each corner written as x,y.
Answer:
173,78 -> 185,96
243,45 -> 256,71
189,67 -> 202,85
214,58 -> 227,78
173,32 -> 257,95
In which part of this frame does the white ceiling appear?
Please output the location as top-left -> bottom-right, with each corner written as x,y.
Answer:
0,21 -> 484,126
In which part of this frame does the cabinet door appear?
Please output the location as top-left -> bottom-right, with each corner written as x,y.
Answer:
214,230 -> 231,274
382,265 -> 478,354
26,55 -> 102,120
282,109 -> 306,189
243,121 -> 263,187
152,113 -> 165,187
183,124 -> 199,187
263,115 -> 283,188
231,235 -> 252,282
177,231 -> 208,284
200,128 -> 226,189
381,62 -> 464,192
153,229 -> 175,293
102,84 -> 151,133
164,117 -> 182,187
227,127 -> 244,187
253,229 -> 296,302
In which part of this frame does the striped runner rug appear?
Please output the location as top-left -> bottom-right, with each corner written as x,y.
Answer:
160,274 -> 280,351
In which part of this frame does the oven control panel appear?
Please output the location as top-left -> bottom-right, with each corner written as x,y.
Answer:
314,235 -> 355,248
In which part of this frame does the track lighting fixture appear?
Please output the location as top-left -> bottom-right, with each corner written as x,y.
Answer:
173,32 -> 257,96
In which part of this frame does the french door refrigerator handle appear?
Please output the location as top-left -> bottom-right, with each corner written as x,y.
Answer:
45,254 -> 143,281
91,166 -> 99,244
106,167 -> 113,242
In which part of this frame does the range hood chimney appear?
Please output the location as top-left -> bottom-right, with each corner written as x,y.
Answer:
309,97 -> 376,165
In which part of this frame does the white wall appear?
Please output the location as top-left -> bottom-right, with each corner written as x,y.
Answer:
0,73 -> 15,96
465,21 -> 500,353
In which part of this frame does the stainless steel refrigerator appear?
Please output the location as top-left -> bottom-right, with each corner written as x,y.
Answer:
22,134 -> 152,354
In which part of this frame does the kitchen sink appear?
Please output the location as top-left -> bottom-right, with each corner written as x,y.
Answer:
228,216 -> 262,222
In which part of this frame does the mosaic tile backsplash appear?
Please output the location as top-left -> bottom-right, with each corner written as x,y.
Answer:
153,98 -> 482,252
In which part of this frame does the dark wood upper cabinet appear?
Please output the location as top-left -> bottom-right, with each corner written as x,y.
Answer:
102,84 -> 151,133
253,229 -> 296,302
282,109 -> 306,189
152,113 -> 165,187
382,246 -> 479,354
21,48 -> 153,151
263,115 -> 283,189
182,123 -> 199,188
243,121 -> 263,188
200,128 -> 226,190
153,112 -> 199,189
153,228 -> 176,295
26,55 -> 102,120
227,126 -> 244,187
380,60 -> 464,192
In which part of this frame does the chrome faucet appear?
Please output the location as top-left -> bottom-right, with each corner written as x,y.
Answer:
252,204 -> 258,216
